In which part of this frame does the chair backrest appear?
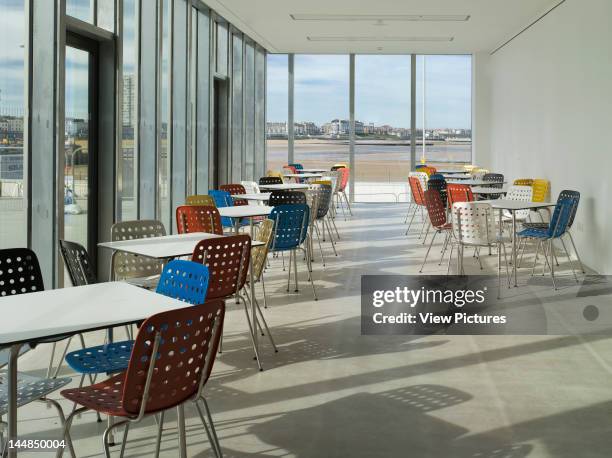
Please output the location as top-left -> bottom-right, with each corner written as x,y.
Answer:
506,185 -> 533,202
408,176 -> 426,206
176,205 -> 224,235
121,300 -> 224,415
331,164 -> 347,171
321,171 -> 341,193
547,198 -> 575,238
240,180 -> 262,204
289,163 -> 303,170
191,234 -> 251,300
208,190 -> 234,227
532,179 -> 550,202
250,219 -> 274,281
269,190 -> 307,206
0,248 -> 44,297
447,184 -> 474,207
423,189 -> 447,229
266,170 -> 285,182
429,173 -> 444,181
270,204 -> 310,251
259,176 -> 283,186
415,164 -> 427,170
59,240 -> 96,287
557,190 -> 580,228
427,177 -> 447,208
156,260 -> 209,305
483,173 -> 504,188
310,183 -> 333,219
471,168 -> 488,180
111,220 -> 166,281
337,167 -> 350,192
219,184 -> 248,206
452,202 -> 497,246
409,171 -> 428,193
186,194 -> 215,206
303,189 -> 319,225
513,178 -> 533,187
283,165 -> 297,176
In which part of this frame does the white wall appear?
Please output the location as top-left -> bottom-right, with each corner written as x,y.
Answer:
487,0 -> 612,274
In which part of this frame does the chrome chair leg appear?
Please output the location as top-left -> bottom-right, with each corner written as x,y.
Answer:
560,237 -> 579,283
567,231 -> 585,273
419,230 -> 438,273
261,273 -> 269,309
154,411 -> 165,458
118,423 -> 130,458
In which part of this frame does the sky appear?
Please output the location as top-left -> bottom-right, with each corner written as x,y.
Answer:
267,54 -> 472,130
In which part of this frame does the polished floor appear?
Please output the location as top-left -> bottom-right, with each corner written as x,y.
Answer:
10,202 -> 612,457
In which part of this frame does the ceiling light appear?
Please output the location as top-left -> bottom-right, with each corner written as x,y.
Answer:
291,14 -> 470,22
307,36 -> 455,42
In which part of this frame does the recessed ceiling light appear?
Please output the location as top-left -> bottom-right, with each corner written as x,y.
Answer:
307,36 -> 455,42
291,14 -> 470,22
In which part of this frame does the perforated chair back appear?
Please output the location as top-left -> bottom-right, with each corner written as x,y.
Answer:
532,179 -> 550,202
259,176 -> 283,186
310,183 -> 333,219
250,219 -> 274,281
269,190 -> 307,206
303,189 -> 319,225
289,163 -> 303,170
270,204 -> 310,251
505,185 -> 533,220
191,234 -> 251,300
208,190 -> 235,228
338,167 -> 350,192
321,171 -> 341,194
452,202 -> 497,246
241,181 -> 263,206
547,198 -> 575,238
427,177 -> 447,208
186,194 -> 215,206
409,171 -> 428,193
513,178 -> 533,187
59,240 -> 96,286
557,190 -> 580,228
0,248 -> 44,297
111,220 -> 166,281
220,184 -> 248,206
155,260 -> 209,305
176,205 -> 224,235
408,176 -> 426,206
121,300 -> 224,415
331,165 -> 346,171
447,184 -> 474,207
423,189 -> 448,229
429,173 -> 444,181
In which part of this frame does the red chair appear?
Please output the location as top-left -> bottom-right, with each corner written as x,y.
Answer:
58,300 -> 226,457
220,183 -> 248,206
336,167 -> 352,217
283,165 -> 301,183
192,234 -> 276,364
447,183 -> 474,207
420,189 -> 453,272
176,205 -> 224,235
406,176 -> 426,234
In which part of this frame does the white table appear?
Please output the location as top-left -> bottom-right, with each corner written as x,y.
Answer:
447,179 -> 508,186
298,168 -> 328,173
0,282 -> 188,458
231,192 -> 271,202
471,187 -> 508,195
258,183 -> 310,191
437,169 -> 468,174
218,205 -> 273,235
98,232 -> 223,258
441,173 -> 471,179
479,199 -> 556,287
283,173 -> 323,179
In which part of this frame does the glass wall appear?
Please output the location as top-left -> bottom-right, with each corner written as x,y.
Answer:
159,0 -> 170,229
0,0 -> 26,248
265,54 -> 288,172
294,55 -> 349,171
355,55 -> 411,202
416,55 -> 472,167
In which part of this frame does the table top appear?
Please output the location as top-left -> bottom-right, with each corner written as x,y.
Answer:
0,282 -> 189,347
298,168 -> 329,173
471,187 -> 508,194
258,183 -> 310,191
218,205 -> 273,218
283,173 -> 322,179
447,179 -> 508,186
437,169 -> 468,174
98,232 -> 223,259
478,199 -> 556,210
441,173 -> 471,179
232,193 -> 271,201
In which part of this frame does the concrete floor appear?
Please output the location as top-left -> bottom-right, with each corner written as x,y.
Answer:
8,202 -> 612,457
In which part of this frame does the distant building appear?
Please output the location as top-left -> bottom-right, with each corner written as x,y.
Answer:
266,122 -> 287,137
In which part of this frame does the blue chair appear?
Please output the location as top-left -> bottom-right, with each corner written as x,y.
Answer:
415,164 -> 427,170
209,189 -> 249,230
517,198 -> 577,289
289,163 -> 303,170
64,260 -> 209,382
269,204 -> 317,300
429,173 -> 445,181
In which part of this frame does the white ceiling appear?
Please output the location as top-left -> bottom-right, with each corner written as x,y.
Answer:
204,0 -> 562,54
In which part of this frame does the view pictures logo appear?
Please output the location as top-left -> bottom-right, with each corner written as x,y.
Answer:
372,286 -> 487,309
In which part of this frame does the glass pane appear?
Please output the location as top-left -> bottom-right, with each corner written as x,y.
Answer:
120,0 -> 137,220
96,0 -> 115,32
66,0 -> 92,23
355,55 -> 411,202
243,41 -> 255,181
230,33 -> 243,181
294,55 -> 349,176
416,55 -> 472,167
160,0 -> 170,229
0,0 -> 26,248
64,47 -> 90,248
265,54 -> 288,174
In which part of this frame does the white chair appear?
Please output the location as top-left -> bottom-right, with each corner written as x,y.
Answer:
241,180 -> 263,206
450,202 -> 511,296
503,185 -> 533,222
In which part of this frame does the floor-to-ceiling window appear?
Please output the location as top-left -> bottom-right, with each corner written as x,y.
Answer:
416,55 -> 472,166
265,54 -> 288,172
0,0 -> 26,248
294,55 -> 350,171
355,55 -> 412,202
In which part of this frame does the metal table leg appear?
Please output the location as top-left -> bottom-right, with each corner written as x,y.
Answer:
7,344 -> 22,458
512,211 -> 518,287
176,405 -> 187,458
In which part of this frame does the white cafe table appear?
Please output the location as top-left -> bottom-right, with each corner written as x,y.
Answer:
283,173 -> 323,179
441,173 -> 471,179
298,168 -> 328,173
437,169 -> 467,174
471,187 -> 508,195
447,179 -> 508,186
258,183 -> 310,191
0,282 -> 189,458
218,205 -> 273,236
231,192 -> 271,203
479,199 -> 556,287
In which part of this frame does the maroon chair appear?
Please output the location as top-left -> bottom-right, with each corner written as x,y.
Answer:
58,300 -> 226,457
419,189 -> 453,272
176,205 -> 224,235
220,183 -> 248,206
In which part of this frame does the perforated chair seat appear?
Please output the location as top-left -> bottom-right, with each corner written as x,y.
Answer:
65,341 -> 134,375
521,222 -> 548,229
516,228 -> 549,238
60,372 -> 132,417
0,371 -> 71,415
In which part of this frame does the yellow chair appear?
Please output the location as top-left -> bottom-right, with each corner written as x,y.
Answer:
186,194 -> 215,206
513,178 -> 534,187
531,179 -> 550,202
267,170 -> 284,182
312,180 -> 333,187
333,163 -> 347,169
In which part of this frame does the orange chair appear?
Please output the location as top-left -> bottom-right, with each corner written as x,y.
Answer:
447,183 -> 474,207
220,183 -> 248,206
176,205 -> 224,235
